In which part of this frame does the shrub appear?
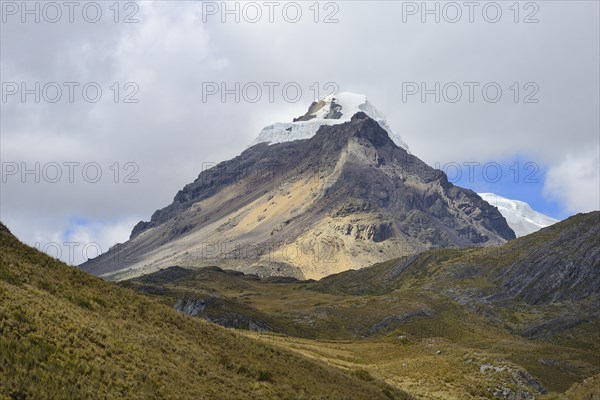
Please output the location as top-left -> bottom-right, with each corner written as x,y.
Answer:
257,370 -> 273,382
352,369 -> 374,382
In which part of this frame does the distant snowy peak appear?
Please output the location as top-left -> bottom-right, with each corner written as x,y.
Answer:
250,92 -> 410,152
478,193 -> 559,237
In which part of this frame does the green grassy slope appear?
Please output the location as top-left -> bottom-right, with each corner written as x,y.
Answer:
0,223 -> 413,400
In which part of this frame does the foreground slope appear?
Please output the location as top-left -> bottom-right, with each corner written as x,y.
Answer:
82,110 -> 514,281
0,223 -> 412,400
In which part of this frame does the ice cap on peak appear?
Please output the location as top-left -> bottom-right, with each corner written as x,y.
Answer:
478,192 -> 559,237
250,92 -> 410,152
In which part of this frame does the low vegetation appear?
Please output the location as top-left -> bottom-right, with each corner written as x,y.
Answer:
0,223 -> 412,399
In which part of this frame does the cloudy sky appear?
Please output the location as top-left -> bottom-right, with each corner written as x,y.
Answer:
1,1 -> 598,264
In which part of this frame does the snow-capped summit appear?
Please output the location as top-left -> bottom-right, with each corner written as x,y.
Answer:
478,193 -> 559,237
250,92 -> 410,152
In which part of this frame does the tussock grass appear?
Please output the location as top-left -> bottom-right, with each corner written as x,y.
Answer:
0,224 -> 413,400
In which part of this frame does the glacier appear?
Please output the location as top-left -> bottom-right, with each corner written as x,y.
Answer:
478,192 -> 559,237
250,92 -> 410,152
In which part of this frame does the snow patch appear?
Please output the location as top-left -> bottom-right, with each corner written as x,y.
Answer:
250,92 -> 410,152
478,193 -> 559,237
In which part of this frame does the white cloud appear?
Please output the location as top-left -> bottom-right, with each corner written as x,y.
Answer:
544,147 -> 600,213
4,215 -> 141,266
61,218 -> 139,265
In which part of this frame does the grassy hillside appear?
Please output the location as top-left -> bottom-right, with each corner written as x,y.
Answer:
0,223 -> 413,400
125,264 -> 600,398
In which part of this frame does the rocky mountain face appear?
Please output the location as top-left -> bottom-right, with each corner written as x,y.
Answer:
81,105 -> 515,281
489,211 -> 598,305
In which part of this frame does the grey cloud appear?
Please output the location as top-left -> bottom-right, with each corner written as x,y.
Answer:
1,1 -> 598,263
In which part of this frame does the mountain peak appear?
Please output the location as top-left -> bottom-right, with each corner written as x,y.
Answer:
250,92 -> 410,151
478,193 -> 559,237
82,109 -> 515,280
